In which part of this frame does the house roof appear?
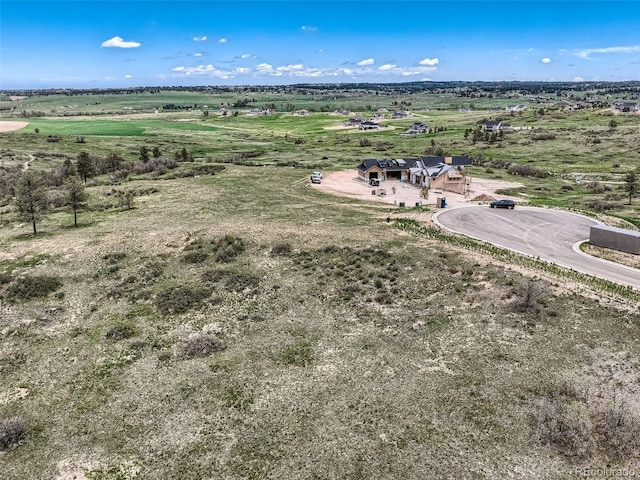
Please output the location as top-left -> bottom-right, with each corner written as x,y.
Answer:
420,155 -> 472,167
357,156 -> 471,172
357,158 -> 420,171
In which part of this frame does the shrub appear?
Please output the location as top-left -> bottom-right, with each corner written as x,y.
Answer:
536,381 -> 640,461
507,164 -> 547,178
531,132 -> 556,141
201,268 -> 228,284
224,272 -> 260,293
180,333 -> 224,358
0,417 -> 26,450
270,242 -> 292,256
6,275 -> 62,300
516,279 -> 546,311
131,157 -> 178,176
586,182 -> 611,194
105,323 -> 137,341
585,199 -> 617,213
280,342 -> 314,367
214,234 -> 245,263
536,386 -> 595,460
155,285 -> 209,315
181,250 -> 209,264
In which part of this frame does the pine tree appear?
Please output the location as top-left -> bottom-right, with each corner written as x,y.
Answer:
14,171 -> 49,235
624,171 -> 639,205
76,151 -> 94,183
64,176 -> 87,227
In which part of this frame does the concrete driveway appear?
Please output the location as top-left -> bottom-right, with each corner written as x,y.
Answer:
434,205 -> 640,289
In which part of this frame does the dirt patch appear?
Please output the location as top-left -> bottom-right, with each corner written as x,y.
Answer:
312,170 -> 523,209
0,121 -> 29,132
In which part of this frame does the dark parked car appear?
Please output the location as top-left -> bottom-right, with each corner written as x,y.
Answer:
490,199 -> 515,209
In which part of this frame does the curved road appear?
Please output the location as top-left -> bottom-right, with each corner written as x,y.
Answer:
434,206 -> 640,289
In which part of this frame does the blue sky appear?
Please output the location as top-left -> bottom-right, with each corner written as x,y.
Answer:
1,0 -> 639,89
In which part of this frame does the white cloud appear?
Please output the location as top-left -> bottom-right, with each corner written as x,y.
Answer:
574,45 -> 640,60
573,76 -> 584,82
171,64 -> 235,79
101,36 -> 141,48
541,57 -> 552,64
241,53 -> 256,59
170,60 -> 442,81
419,57 -> 439,66
256,63 -> 274,73
357,58 -> 375,66
301,25 -> 317,32
124,74 -> 133,78
276,64 -> 304,72
194,52 -> 203,57
217,38 -> 228,44
193,36 -> 207,42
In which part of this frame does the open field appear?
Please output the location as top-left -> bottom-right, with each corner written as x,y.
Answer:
1,84 -> 640,479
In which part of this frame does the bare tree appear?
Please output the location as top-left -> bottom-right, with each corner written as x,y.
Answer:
518,279 -> 546,310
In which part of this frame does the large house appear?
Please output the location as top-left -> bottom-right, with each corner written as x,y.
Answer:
356,155 -> 472,194
359,121 -> 380,131
481,120 -> 512,132
613,101 -> 639,113
405,122 -> 430,134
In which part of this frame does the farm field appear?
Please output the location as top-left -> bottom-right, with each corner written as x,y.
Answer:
0,83 -> 640,479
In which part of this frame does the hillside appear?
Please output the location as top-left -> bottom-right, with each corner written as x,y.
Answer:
1,85 -> 640,479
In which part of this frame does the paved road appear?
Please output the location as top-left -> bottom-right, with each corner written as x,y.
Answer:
434,205 -> 640,289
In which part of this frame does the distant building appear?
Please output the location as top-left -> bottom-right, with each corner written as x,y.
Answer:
391,110 -> 410,119
481,120 -> 512,132
359,121 -> 380,131
404,122 -> 430,134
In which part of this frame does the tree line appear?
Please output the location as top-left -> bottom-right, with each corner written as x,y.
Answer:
1,144 -> 194,235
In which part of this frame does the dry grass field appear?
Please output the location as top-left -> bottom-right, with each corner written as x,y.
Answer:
0,164 -> 639,479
